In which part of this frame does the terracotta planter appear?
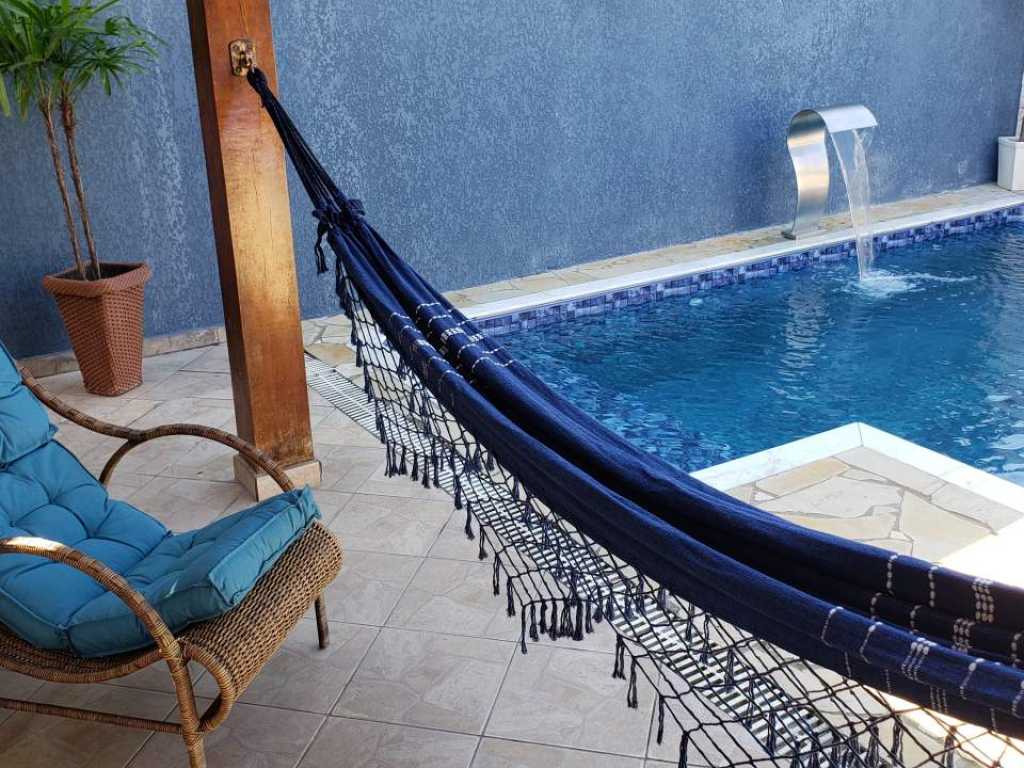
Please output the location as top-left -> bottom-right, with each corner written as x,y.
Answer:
42,262 -> 151,396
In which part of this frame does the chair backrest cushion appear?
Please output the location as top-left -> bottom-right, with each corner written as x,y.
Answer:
0,343 -> 55,465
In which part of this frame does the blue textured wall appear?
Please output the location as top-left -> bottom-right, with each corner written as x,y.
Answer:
2,1 -> 1023,358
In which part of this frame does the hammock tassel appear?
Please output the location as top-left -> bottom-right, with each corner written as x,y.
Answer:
453,477 -> 463,510
338,277 -> 353,319
548,599 -> 559,641
942,733 -> 956,768
573,599 -> 584,641
398,446 -> 407,476
656,694 -> 666,744
520,499 -> 532,527
867,725 -> 881,768
891,721 -> 904,765
313,221 -> 329,275
529,604 -> 538,641
678,732 -> 689,768
410,452 -> 419,481
560,599 -> 573,638
807,742 -> 822,768
478,529 -> 488,561
492,554 -> 501,596
593,589 -> 604,624
519,608 -> 528,654
830,740 -> 844,768
539,601 -> 548,634
613,636 -> 626,679
744,678 -> 758,726
464,502 -> 475,540
507,579 -> 516,618
585,599 -> 594,634
626,658 -> 639,709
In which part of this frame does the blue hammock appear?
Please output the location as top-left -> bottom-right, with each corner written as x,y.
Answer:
247,69 -> 1024,740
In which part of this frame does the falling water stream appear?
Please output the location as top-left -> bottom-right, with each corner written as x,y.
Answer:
830,128 -> 876,277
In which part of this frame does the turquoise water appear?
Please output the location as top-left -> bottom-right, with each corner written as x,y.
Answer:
503,223 -> 1024,482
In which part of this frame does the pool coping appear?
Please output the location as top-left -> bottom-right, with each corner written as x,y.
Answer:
692,421 -> 1024,517
465,192 -> 1024,335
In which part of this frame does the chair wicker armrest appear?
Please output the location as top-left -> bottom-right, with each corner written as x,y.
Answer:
0,537 -> 180,656
18,367 -> 294,492
0,535 -> 206,744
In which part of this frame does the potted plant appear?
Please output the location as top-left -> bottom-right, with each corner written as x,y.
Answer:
0,0 -> 159,395
998,99 -> 1024,191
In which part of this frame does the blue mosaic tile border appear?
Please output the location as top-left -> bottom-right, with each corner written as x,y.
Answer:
474,205 -> 1024,337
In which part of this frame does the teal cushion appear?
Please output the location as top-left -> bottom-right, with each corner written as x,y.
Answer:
0,438 -> 320,656
0,342 -> 55,465
0,340 -> 321,657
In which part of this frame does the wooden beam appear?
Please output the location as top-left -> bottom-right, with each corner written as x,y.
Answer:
186,0 -> 319,498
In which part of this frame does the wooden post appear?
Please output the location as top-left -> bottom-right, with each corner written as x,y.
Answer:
186,0 -> 320,499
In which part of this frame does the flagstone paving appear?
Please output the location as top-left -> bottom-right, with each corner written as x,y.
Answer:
1,343 -> 1019,767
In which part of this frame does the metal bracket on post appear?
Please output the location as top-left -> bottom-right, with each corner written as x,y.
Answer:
781,104 -> 877,240
229,39 -> 255,77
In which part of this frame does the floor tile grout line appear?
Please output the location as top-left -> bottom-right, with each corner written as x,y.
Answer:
313,710 -> 498,742
290,713 -> 330,768
378,555 -> 434,628
122,729 -> 157,768
470,635 -> 518,764
476,733 -> 659,763
323,623 -> 381,718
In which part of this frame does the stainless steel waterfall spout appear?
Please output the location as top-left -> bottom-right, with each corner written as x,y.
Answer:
782,105 -> 878,239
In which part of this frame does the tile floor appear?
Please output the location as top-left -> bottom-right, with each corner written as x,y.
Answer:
1,343 -> 1016,767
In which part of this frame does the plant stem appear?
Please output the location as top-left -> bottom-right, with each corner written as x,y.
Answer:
39,96 -> 86,280
60,91 -> 100,279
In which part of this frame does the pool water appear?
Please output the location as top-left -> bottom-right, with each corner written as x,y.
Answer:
503,222 -> 1024,482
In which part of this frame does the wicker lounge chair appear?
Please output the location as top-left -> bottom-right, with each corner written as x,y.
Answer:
0,369 -> 343,768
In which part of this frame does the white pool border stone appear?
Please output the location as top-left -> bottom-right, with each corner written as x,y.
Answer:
464,191 -> 1024,333
693,422 -> 1024,517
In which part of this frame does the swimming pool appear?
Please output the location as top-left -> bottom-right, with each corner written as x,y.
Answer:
503,220 -> 1024,482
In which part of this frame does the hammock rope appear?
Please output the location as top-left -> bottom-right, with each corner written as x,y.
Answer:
248,69 -> 1024,767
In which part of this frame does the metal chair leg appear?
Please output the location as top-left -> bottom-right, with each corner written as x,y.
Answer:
314,594 -> 330,649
